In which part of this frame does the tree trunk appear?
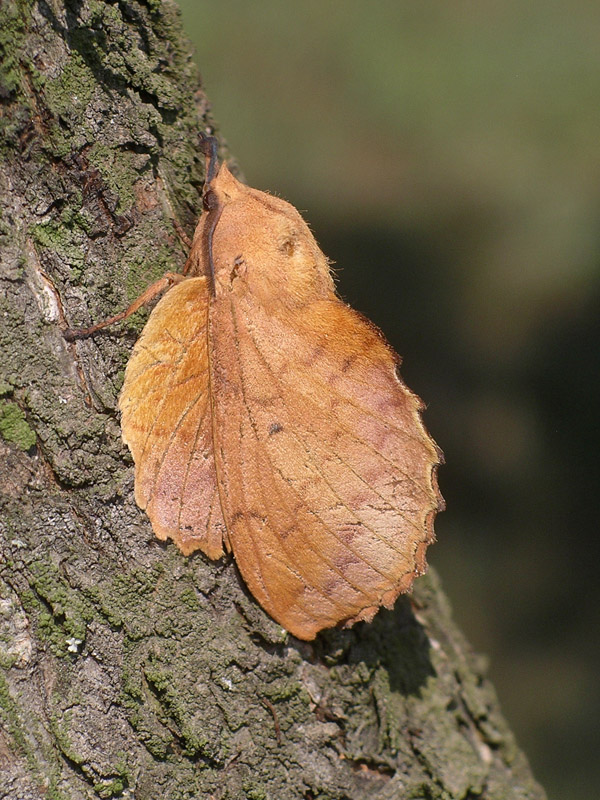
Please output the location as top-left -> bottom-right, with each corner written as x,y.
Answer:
0,1 -> 546,798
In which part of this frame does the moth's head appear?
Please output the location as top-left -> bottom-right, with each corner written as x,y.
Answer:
201,164 -> 334,305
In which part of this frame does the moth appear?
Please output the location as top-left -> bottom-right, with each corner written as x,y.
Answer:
67,135 -> 443,640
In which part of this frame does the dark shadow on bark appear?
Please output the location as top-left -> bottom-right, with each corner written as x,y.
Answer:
231,558 -> 435,697
314,599 -> 435,696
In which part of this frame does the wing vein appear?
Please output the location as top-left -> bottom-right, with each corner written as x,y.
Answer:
233,325 -> 377,610
145,386 -> 208,505
233,302 -> 413,577
219,306 -> 278,608
228,296 -> 352,623
176,377 -> 213,535
242,312 -> 428,545
247,317 -> 432,498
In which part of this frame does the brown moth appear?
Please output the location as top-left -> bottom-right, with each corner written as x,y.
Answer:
69,137 -> 443,640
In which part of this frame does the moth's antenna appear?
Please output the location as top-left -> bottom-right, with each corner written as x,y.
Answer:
198,132 -> 222,294
199,132 -> 219,187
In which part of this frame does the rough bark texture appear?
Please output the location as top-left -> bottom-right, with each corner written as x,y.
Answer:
0,1 -> 547,799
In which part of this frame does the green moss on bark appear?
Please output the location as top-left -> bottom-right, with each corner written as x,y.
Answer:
22,560 -> 93,656
44,52 -> 96,129
0,400 -> 36,450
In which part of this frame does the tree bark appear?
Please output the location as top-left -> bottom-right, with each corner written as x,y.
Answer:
0,1 -> 546,798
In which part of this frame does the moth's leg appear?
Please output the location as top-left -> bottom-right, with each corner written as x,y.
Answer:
182,239 -> 197,276
63,272 -> 186,341
173,218 -> 193,251
176,221 -> 198,277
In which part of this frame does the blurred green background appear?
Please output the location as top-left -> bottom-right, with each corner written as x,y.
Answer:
178,2 -> 600,797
